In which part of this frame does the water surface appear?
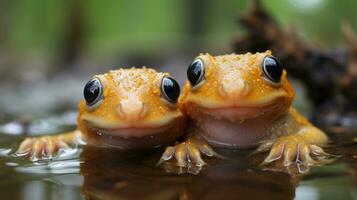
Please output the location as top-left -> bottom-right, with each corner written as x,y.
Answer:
0,115 -> 356,200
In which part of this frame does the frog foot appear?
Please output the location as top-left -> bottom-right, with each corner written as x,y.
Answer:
157,139 -> 218,168
15,136 -> 71,161
257,135 -> 334,169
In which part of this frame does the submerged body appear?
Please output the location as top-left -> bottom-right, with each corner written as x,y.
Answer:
160,51 -> 330,168
17,68 -> 185,160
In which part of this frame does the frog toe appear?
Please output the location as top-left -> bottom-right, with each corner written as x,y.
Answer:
175,142 -> 190,167
261,135 -> 336,173
255,140 -> 274,153
262,139 -> 286,164
29,140 -> 44,161
159,142 -> 205,167
262,135 -> 309,166
16,136 -> 71,161
158,146 -> 175,163
283,142 -> 298,166
158,139 -> 217,169
16,138 -> 35,155
158,144 -> 183,167
185,142 -> 206,167
295,143 -> 314,165
310,144 -> 332,157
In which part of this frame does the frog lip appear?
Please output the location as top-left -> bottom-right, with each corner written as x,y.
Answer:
88,124 -> 174,138
188,99 -> 284,120
81,117 -> 179,138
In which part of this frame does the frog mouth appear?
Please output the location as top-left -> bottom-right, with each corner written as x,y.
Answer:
188,98 -> 287,121
88,123 -> 175,138
81,114 -> 182,138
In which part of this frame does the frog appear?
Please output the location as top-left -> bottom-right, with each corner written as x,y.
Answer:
159,51 -> 331,169
16,67 -> 186,161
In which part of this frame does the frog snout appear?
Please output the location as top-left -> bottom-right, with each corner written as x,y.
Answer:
219,78 -> 250,100
117,97 -> 148,120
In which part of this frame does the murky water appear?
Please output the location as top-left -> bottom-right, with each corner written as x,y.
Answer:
0,114 -> 357,200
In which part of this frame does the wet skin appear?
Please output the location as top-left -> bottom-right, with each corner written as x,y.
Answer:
159,51 -> 331,169
16,67 -> 185,160
15,52 -> 332,172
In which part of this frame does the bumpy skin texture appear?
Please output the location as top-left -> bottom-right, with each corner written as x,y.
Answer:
16,68 -> 185,161
159,51 -> 330,170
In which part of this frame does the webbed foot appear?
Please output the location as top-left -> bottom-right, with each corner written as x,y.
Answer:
256,135 -> 335,173
16,136 -> 72,161
157,138 -> 218,168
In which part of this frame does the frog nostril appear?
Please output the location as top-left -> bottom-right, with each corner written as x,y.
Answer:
219,83 -> 228,97
117,103 -> 125,118
139,103 -> 148,118
241,82 -> 250,97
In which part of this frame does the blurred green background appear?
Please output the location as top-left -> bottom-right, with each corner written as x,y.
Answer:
0,0 -> 356,118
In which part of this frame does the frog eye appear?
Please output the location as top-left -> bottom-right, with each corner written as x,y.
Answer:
187,59 -> 205,88
262,56 -> 283,84
83,78 -> 103,107
161,76 -> 180,104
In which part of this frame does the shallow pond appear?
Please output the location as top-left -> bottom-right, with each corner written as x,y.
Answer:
0,113 -> 357,200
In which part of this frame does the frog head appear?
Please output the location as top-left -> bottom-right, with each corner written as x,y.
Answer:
78,67 -> 185,149
182,50 -> 294,121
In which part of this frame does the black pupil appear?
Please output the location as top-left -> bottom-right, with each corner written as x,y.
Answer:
84,79 -> 101,105
263,56 -> 283,82
187,59 -> 204,86
162,77 -> 180,103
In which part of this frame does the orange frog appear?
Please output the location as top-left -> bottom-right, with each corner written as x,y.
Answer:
159,51 -> 331,168
16,67 -> 185,161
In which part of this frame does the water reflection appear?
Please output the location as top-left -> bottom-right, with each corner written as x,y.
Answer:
0,121 -> 357,199
79,147 -> 296,200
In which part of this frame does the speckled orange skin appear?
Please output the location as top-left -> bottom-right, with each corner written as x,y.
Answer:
181,51 -> 297,147
160,51 -> 330,169
180,51 -> 294,112
77,68 -> 186,149
16,68 -> 186,160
